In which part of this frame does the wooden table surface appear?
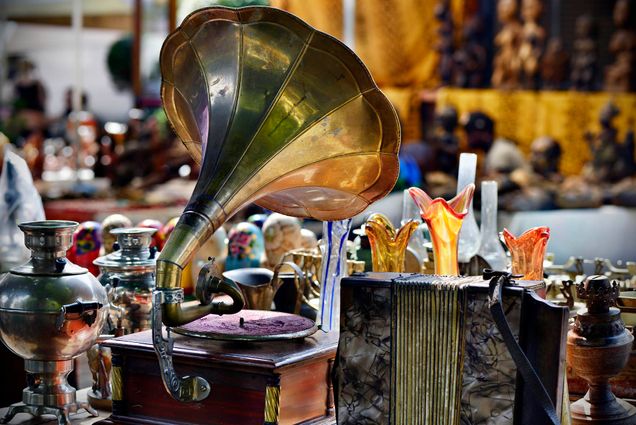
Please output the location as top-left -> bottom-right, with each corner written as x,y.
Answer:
0,389 -> 109,425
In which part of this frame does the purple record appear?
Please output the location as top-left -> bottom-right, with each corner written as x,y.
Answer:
173,310 -> 317,341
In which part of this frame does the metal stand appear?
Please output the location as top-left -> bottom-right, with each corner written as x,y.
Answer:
1,401 -> 97,425
0,359 -> 98,425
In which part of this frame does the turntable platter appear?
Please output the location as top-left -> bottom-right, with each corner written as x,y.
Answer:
172,310 -> 318,341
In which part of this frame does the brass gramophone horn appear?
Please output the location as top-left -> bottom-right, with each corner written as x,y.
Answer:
153,6 -> 400,402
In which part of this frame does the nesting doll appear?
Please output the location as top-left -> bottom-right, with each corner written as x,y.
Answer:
100,214 -> 132,255
69,221 -> 102,276
225,222 -> 265,271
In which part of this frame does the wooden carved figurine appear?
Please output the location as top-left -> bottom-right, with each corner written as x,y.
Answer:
492,0 -> 522,89
571,15 -> 598,91
435,0 -> 455,86
506,136 -> 563,210
453,16 -> 488,88
518,0 -> 546,89
605,0 -> 636,92
529,136 -> 562,181
584,102 -> 635,183
541,38 -> 569,90
434,106 -> 460,177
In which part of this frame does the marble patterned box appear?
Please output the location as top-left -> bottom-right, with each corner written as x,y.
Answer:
333,273 -> 568,425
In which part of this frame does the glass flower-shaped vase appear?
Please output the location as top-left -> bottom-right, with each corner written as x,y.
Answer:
502,226 -> 550,281
365,213 -> 419,272
408,184 -> 475,276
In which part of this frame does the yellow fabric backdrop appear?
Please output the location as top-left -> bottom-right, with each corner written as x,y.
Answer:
437,88 -> 636,175
270,0 -> 464,140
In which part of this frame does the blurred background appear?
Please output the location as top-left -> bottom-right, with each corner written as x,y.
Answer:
0,0 -> 634,261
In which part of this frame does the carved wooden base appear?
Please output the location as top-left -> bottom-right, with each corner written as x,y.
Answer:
571,389 -> 636,425
96,329 -> 338,425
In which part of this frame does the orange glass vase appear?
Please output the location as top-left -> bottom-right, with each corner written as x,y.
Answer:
408,185 -> 475,276
365,213 -> 419,272
502,226 -> 550,281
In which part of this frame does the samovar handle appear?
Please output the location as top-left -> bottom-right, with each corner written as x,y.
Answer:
56,300 -> 104,330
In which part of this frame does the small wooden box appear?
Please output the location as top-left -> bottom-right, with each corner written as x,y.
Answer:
97,329 -> 337,425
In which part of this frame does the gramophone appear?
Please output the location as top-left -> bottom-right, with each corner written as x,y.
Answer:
98,6 -> 399,425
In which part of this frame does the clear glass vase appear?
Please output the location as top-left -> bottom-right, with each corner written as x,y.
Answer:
365,213 -> 418,272
502,226 -> 550,281
408,184 -> 475,276
317,219 -> 352,332
457,153 -> 481,263
478,181 -> 507,271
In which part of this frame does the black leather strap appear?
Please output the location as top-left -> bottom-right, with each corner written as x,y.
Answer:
485,270 -> 561,425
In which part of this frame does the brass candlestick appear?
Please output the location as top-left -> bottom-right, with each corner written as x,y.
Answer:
567,275 -> 636,424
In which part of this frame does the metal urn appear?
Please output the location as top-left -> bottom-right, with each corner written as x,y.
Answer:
86,227 -> 158,410
0,220 -> 108,425
94,227 -> 157,334
567,275 -> 636,424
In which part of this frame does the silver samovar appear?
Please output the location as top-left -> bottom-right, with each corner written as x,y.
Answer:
94,227 -> 157,334
87,227 -> 157,409
0,220 -> 108,424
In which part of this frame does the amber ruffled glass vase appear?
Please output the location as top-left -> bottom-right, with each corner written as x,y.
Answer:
408,185 -> 475,276
502,226 -> 550,280
365,213 -> 418,272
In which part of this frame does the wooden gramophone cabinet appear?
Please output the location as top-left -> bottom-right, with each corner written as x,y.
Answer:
96,330 -> 337,425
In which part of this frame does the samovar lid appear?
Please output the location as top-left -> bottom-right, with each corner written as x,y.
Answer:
10,220 -> 87,276
93,227 -> 158,271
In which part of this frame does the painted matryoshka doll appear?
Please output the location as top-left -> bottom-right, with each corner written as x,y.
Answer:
247,213 -> 268,229
156,217 -> 191,295
191,225 -> 228,281
300,228 -> 318,251
262,213 -> 302,268
225,222 -> 265,271
68,220 -> 102,276
100,214 -> 133,255
136,219 -> 163,248
157,217 -> 178,251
